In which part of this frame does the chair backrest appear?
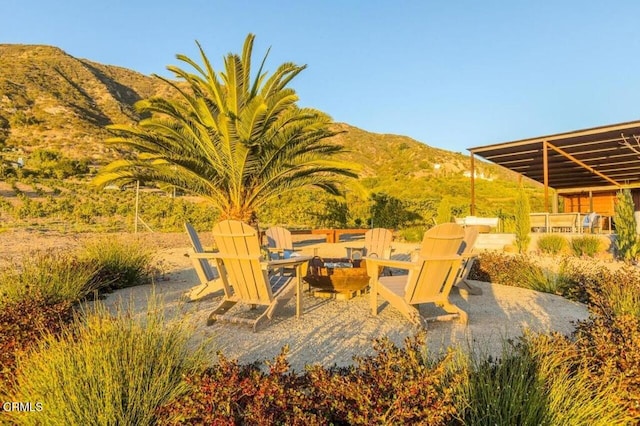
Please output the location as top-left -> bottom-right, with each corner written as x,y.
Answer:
184,222 -> 216,280
458,226 -> 480,257
213,220 -> 273,304
419,223 -> 465,258
265,226 -> 294,250
406,223 -> 464,304
583,212 -> 600,229
364,228 -> 393,258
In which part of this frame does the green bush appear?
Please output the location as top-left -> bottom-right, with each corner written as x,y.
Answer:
457,333 -> 632,425
514,185 -> 531,253
614,188 -> 640,262
397,225 -> 426,243
470,253 -> 582,298
3,301 -> 208,426
536,234 -> 567,255
78,236 -> 153,291
469,252 -> 544,288
570,235 -> 602,257
0,251 -> 99,305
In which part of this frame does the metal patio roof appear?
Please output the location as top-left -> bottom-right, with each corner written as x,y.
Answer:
468,120 -> 640,193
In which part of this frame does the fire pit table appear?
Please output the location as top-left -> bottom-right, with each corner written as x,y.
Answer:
304,257 -> 371,300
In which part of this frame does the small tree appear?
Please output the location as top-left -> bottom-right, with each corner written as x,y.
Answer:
614,189 -> 639,262
369,193 -> 419,229
514,185 -> 531,253
436,196 -> 452,224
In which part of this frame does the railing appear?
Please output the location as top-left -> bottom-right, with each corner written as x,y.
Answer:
530,212 -> 612,233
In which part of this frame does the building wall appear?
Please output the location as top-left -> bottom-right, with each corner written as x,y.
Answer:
562,192 -> 617,215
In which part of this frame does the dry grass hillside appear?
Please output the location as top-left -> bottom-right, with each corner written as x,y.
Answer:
0,44 -> 542,233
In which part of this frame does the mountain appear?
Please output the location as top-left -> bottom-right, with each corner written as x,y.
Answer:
0,44 -> 533,218
0,44 -> 175,161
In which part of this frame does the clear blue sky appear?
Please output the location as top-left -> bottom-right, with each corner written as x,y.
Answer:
4,1 -> 640,153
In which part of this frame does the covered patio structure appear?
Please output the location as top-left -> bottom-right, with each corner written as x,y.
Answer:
467,120 -> 640,232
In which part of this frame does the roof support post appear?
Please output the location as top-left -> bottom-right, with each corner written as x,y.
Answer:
470,152 -> 476,215
543,140 -> 549,212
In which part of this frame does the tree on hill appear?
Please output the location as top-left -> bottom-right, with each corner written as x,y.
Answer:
93,34 -> 357,224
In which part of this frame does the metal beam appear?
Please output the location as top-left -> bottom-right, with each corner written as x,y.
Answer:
546,141 -> 623,187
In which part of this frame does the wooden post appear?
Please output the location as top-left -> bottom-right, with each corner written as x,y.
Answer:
543,140 -> 549,212
470,153 -> 476,215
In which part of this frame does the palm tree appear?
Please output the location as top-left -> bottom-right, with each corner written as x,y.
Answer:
93,34 -> 357,223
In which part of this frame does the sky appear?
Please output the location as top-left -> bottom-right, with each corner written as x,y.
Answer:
4,1 -> 640,154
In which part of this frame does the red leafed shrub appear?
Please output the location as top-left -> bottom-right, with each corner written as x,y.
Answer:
157,334 -> 458,425
0,296 -> 74,388
306,334 -> 458,425
468,252 -> 542,288
156,347 -> 324,425
571,266 -> 640,418
573,314 -> 640,418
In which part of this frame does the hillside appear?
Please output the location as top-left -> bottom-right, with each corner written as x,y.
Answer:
0,44 -> 541,232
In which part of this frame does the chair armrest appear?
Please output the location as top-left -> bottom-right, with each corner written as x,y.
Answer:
416,255 -> 462,262
461,252 -> 478,261
364,257 -> 421,270
267,256 -> 312,268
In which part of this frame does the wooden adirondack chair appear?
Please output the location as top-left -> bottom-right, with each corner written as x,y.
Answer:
455,225 -> 483,296
196,220 -> 311,331
183,223 -> 223,301
265,226 -> 297,258
366,223 -> 466,328
364,228 -> 394,259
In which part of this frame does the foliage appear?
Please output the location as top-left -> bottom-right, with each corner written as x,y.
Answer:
570,235 -> 603,257
157,335 -> 458,425
468,252 -> 544,289
313,198 -> 349,228
27,148 -> 89,179
614,188 -> 640,262
369,192 -> 420,229
397,225 -> 427,243
0,251 -> 100,305
156,349 -> 322,425
94,34 -> 357,223
457,333 -> 633,425
306,335 -> 458,425
3,301 -> 208,426
572,266 -> 640,419
514,185 -> 531,253
0,297 -> 74,390
436,196 -> 452,224
536,234 -> 567,255
78,236 -> 154,290
469,253 -> 576,297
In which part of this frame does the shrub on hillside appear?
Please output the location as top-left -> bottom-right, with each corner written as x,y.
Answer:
536,234 -> 567,255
